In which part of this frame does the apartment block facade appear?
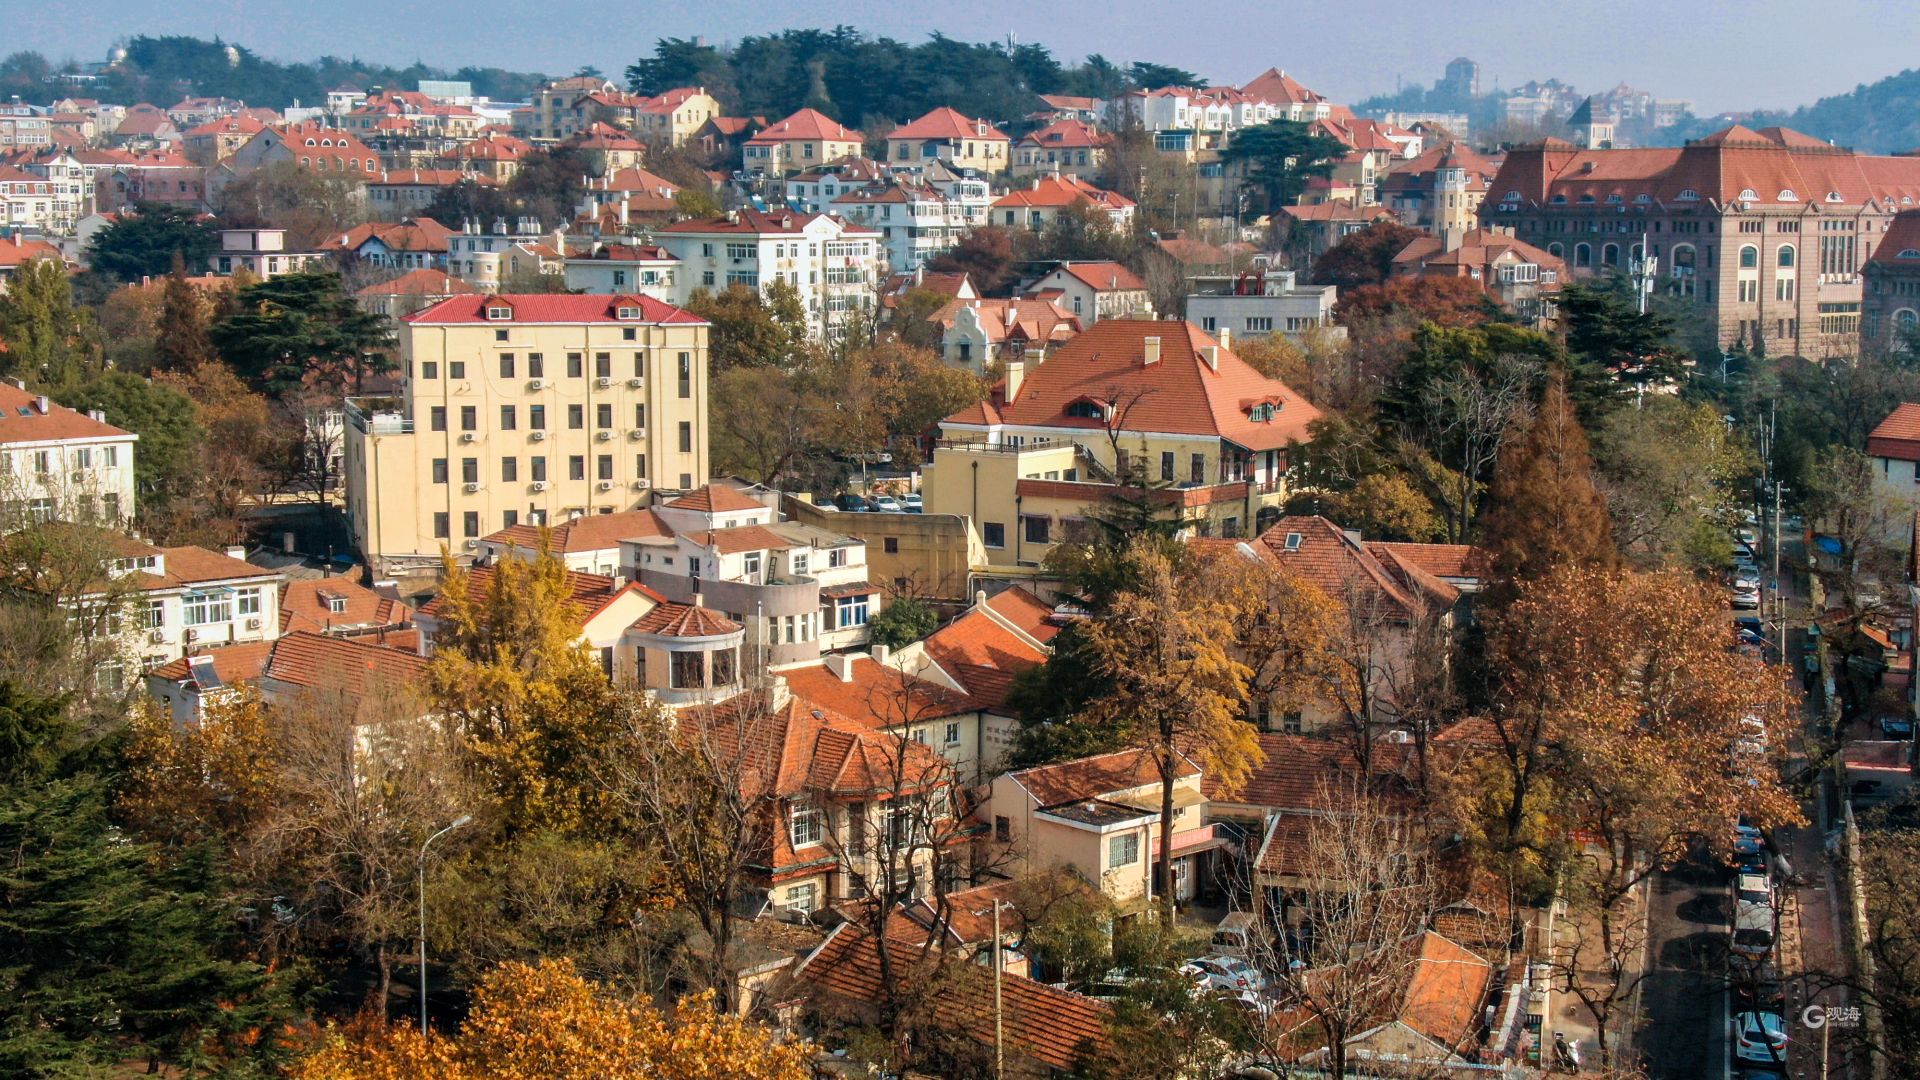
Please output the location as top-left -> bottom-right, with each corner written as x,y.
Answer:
0,381 -> 138,525
655,210 -> 884,338
343,293 -> 711,575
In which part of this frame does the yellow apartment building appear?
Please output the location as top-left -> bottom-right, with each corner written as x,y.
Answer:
922,319 -> 1320,569
344,293 -> 710,576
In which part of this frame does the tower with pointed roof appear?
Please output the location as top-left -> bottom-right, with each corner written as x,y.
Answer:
1568,96 -> 1615,150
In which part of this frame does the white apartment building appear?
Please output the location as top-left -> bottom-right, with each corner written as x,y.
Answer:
0,381 -> 138,525
343,293 -> 712,576
15,151 -> 88,233
1186,260 -> 1343,345
447,217 -> 569,290
110,541 -> 284,669
562,243 -> 680,301
655,209 -> 885,339
829,181 -> 977,273
0,165 -> 69,235
208,228 -> 326,280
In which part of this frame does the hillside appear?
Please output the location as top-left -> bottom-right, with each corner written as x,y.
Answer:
1773,68 -> 1920,153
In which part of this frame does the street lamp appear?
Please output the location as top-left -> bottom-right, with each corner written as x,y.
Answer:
418,814 -> 472,1036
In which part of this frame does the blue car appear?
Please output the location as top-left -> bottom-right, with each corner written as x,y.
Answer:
1880,715 -> 1914,739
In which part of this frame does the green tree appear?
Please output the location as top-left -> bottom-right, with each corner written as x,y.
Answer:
681,282 -> 808,373
84,203 -> 219,283
865,595 -> 939,648
0,682 -> 287,1076
210,271 -> 397,395
673,185 -> 723,219
215,160 -> 368,249
65,370 -> 203,513
1559,283 -> 1690,420
1219,119 -> 1351,215
0,258 -> 99,388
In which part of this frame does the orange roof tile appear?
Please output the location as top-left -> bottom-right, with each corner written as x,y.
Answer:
147,640 -> 276,684
665,482 -> 765,513
1249,516 -> 1458,618
889,107 -> 1007,142
782,657 -> 976,727
983,588 -> 1062,644
405,293 -> 703,325
354,268 -> 479,298
483,509 -> 671,553
0,382 -> 134,445
1395,932 -> 1493,1052
262,630 -> 430,697
1012,748 -> 1196,808
747,108 -> 861,145
1868,403 -> 1920,461
630,601 -> 740,638
280,578 -> 411,637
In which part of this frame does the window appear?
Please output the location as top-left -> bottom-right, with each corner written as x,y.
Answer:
634,404 -> 646,428
1023,515 -> 1051,544
530,456 -> 547,482
1065,400 -> 1104,419
568,405 -> 584,430
883,536 -> 898,554
1282,710 -> 1303,734
528,353 -> 544,378
183,591 -> 232,626
597,455 -> 613,480
449,361 -> 465,380
498,354 -> 515,378
501,456 -> 518,482
422,361 -> 439,380
1160,451 -> 1175,482
785,882 -> 818,915
567,353 -> 583,378
994,815 -> 1011,842
499,405 -> 516,430
1108,832 -> 1139,867
983,522 -> 1005,548
433,512 -> 449,539
789,802 -> 824,847
459,405 -> 476,431
678,421 -> 693,453
837,594 -> 870,628
236,588 -> 261,617
430,406 -> 446,431
1191,453 -> 1206,484
594,404 -> 613,431
144,599 -> 165,628
431,458 -> 448,484
1778,245 -> 1795,268
568,456 -> 585,481
678,353 -> 693,398
462,458 -> 479,484
529,404 -> 546,430
944,721 -> 960,745
1740,245 -> 1758,269
462,511 -> 479,537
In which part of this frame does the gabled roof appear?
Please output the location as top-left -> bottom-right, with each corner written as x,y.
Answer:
1018,118 -> 1110,151
934,297 -> 1080,346
1043,260 -> 1147,293
798,926 -> 1110,1071
782,657 -> 977,727
417,565 -> 624,626
680,689 -> 945,801
404,293 -> 704,325
984,588 -> 1063,644
941,319 -> 1320,452
147,640 -> 277,685
665,482 -> 765,513
888,107 -> 1008,142
1240,68 -> 1328,106
484,508 -> 672,552
280,577 -> 411,636
322,216 -> 455,255
0,235 -> 66,269
919,603 -> 1049,714
0,383 -> 133,446
1393,932 -> 1494,1053
261,630 -> 430,697
1248,516 -> 1458,620
747,108 -> 861,145
993,174 -> 1134,211
1011,747 -> 1196,808
1868,403 -> 1920,461
354,268 -> 479,298
1210,732 -> 1416,809
1870,211 -> 1920,268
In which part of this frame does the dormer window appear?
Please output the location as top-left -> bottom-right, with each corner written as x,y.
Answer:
486,305 -> 512,320
327,595 -> 347,614
1502,190 -> 1522,202
304,138 -> 317,146
1064,399 -> 1106,420
1738,188 -> 1758,202
1827,191 -> 1844,203
1578,194 -> 1596,204
615,305 -> 641,320
1634,193 -> 1652,203
1676,189 -> 1700,201
1550,194 -> 1568,205
1249,403 -> 1279,422
1283,532 -> 1303,551
1777,189 -> 1798,202
1898,249 -> 1920,260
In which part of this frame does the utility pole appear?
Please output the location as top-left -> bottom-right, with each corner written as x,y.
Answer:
992,901 -> 1005,1080
418,814 -> 472,1036
1630,229 -> 1657,315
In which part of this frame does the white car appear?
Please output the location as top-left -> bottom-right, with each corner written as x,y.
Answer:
870,494 -> 902,513
1732,569 -> 1762,591
1733,1010 -> 1787,1064
1181,956 -> 1266,994
1734,526 -> 1761,548
1731,583 -> 1761,610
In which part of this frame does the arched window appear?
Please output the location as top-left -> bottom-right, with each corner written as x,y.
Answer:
1578,193 -> 1596,204
1548,242 -> 1564,258
1899,309 -> 1919,340
1550,194 -> 1568,205
1739,245 -> 1758,269
1826,191 -> 1844,203
1606,193 -> 1623,204
1777,189 -> 1798,201
1602,243 -> 1620,267
1777,245 -> 1795,268
1574,242 -> 1592,268
1503,190 -> 1521,202
1634,193 -> 1652,204
1738,188 -> 1758,202
1676,189 -> 1700,201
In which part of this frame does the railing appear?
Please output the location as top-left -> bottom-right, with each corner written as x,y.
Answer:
344,397 -> 412,435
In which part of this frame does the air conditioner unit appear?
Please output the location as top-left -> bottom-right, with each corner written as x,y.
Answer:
182,628 -> 198,643
530,431 -> 547,441
459,432 -> 478,443
528,378 -> 546,390
596,376 -> 613,388
597,480 -> 615,491
628,429 -> 646,440
245,617 -> 262,630
148,628 -> 166,643
627,377 -> 644,388
463,539 -> 478,550
463,482 -> 483,493
596,430 -> 613,442
531,480 -> 549,491
630,479 -> 649,490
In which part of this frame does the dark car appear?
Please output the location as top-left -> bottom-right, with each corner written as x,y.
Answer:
1880,715 -> 1914,739
832,492 -> 866,512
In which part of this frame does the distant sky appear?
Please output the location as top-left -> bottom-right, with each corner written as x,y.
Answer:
16,0 -> 1920,114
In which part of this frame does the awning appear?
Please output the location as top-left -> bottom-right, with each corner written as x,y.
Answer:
820,581 -> 875,599
1155,822 -> 1231,858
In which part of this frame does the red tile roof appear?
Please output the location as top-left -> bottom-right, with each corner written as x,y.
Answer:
280,578 -> 411,637
630,602 -> 741,638
417,565 -> 621,625
147,640 -> 277,684
782,657 -> 977,727
941,319 -> 1320,452
1011,748 -> 1196,808
993,174 -> 1134,212
919,606 -> 1049,713
354,268 -> 479,298
484,509 -> 672,553
889,107 -> 1008,142
1870,210 -> 1920,268
747,108 -> 862,145
933,297 -> 1080,347
1249,516 -> 1458,619
0,383 -> 133,445
1240,68 -> 1328,106
1044,260 -> 1147,293
1395,932 -> 1494,1053
655,208 -> 876,237
262,630 -> 430,697
665,482 -> 765,513
1018,118 -> 1111,151
404,293 -> 704,325
322,216 -> 455,255
984,588 -> 1062,644
798,926 -> 1111,1071
1868,403 -> 1920,461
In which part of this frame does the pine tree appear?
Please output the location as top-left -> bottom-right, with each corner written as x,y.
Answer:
0,258 -> 97,389
1474,377 -> 1618,607
154,263 -> 218,372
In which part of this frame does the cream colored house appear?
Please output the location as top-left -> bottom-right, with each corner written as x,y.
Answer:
742,109 -> 864,175
343,293 -> 711,577
984,748 -> 1219,913
0,381 -> 139,525
883,108 -> 1009,173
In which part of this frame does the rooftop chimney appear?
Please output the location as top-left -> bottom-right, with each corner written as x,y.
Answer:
1005,356 -> 1025,399
1142,336 -> 1161,366
826,653 -> 855,682
33,395 -> 48,414
1218,327 -> 1232,350
1200,344 -> 1219,371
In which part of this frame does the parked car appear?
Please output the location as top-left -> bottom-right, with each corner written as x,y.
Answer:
1879,714 -> 1914,739
1181,956 -> 1266,993
1735,718 -> 1768,758
1736,872 -> 1772,908
832,492 -> 866,512
1732,961 -> 1785,1013
1731,582 -> 1761,610
1732,1010 -> 1788,1065
1732,569 -> 1762,592
1732,900 -> 1775,960
1210,911 -> 1272,959
1734,526 -> 1761,548
868,494 -> 902,513
901,492 -> 923,513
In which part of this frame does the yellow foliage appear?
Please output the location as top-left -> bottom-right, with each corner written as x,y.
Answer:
290,959 -> 813,1080
118,687 -> 283,850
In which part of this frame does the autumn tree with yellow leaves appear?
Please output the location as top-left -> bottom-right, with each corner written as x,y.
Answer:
291,958 -> 813,1080
1077,537 -> 1260,926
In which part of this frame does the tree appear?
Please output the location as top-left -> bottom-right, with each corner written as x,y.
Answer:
1318,470 -> 1448,542
1333,274 -> 1506,328
865,594 -> 938,649
215,159 -> 368,248
154,265 -> 221,372
1474,376 -> 1617,606
0,682 -> 287,1076
1592,396 -> 1756,569
681,282 -> 808,373
291,959 -> 812,1080
1559,283 -> 1690,420
925,226 -> 1019,296
0,257 -> 99,388
85,202 -> 219,283
1400,346 -> 1542,542
1218,119 -> 1349,216
1802,444 -> 1912,618
1077,538 -> 1257,925
674,185 -> 723,219
211,271 -> 397,396
1309,220 -> 1425,288
118,688 -> 282,854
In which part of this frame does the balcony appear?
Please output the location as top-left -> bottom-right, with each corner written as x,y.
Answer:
345,397 -> 412,435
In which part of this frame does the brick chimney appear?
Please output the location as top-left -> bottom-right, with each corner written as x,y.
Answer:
1142,336 -> 1161,366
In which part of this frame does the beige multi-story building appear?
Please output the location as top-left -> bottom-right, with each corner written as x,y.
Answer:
883,108 -> 1009,174
0,381 -> 138,525
654,209 -> 884,339
742,109 -> 864,176
343,293 -> 711,575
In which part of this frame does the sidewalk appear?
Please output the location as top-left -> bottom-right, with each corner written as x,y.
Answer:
1548,879 -> 1653,1072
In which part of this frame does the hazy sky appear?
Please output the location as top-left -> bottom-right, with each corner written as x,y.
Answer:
16,0 -> 1920,114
